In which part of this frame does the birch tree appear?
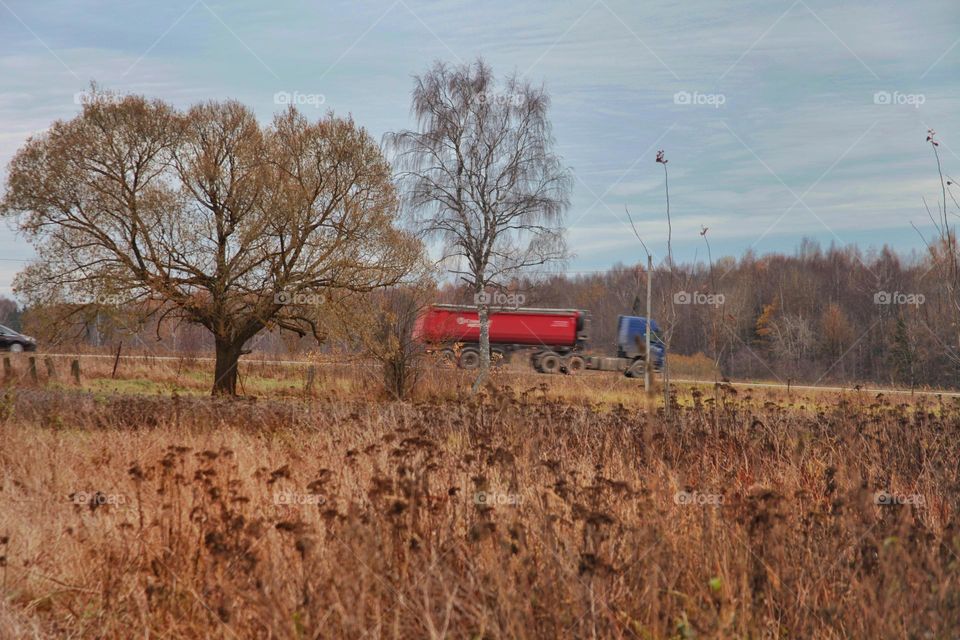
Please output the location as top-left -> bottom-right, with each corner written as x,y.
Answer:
387,59 -> 571,390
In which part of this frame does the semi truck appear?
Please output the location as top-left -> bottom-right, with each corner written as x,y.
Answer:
412,304 -> 665,376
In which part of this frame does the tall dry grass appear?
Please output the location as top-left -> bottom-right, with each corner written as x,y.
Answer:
0,382 -> 957,638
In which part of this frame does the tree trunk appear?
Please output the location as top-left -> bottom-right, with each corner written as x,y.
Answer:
472,295 -> 490,393
212,338 -> 243,396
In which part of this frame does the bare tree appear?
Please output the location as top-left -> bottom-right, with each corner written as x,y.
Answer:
387,59 -> 571,391
0,296 -> 20,330
770,314 -> 815,371
2,89 -> 418,395
330,273 -> 437,400
916,129 -> 960,365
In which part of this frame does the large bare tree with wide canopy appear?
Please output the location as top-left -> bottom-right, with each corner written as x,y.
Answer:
2,90 -> 418,395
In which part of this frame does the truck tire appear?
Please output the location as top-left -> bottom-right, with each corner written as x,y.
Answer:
539,353 -> 560,374
438,349 -> 457,368
624,358 -> 644,378
564,355 -> 584,374
459,349 -> 480,370
531,352 -> 543,372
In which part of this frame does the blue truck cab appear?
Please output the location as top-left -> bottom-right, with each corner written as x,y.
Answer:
616,315 -> 666,371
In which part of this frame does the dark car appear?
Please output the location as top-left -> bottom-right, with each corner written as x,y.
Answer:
0,324 -> 37,352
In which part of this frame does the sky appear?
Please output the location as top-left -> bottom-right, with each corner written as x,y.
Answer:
1,0 -> 958,297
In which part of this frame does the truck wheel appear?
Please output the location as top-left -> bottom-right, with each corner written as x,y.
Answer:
459,349 -> 480,370
438,349 -> 457,368
539,353 -> 560,374
564,355 -> 584,374
624,358 -> 644,378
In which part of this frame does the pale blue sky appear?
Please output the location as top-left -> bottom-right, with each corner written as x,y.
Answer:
1,0 -> 958,296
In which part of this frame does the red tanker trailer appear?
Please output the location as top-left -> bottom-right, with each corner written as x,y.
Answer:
414,303 -> 667,376
413,304 -> 590,373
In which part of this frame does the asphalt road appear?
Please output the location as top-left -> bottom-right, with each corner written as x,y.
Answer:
671,378 -> 960,398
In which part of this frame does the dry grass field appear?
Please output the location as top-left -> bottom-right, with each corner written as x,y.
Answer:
1,351 -> 727,407
0,354 -> 957,638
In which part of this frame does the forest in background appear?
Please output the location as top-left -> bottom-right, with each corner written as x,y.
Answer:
500,240 -> 950,387
2,238 -> 954,389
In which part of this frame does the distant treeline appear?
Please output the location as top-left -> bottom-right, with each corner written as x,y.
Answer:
439,239 -> 956,388
7,239 -> 958,388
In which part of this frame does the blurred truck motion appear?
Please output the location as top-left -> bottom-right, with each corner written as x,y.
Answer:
413,304 -> 665,376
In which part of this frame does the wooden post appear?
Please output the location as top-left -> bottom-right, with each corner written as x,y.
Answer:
304,365 -> 317,395
28,357 -> 38,383
2,357 -> 11,384
71,359 -> 81,385
44,357 -> 57,381
111,342 -> 122,379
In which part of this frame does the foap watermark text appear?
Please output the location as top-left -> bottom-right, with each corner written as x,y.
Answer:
474,491 -> 523,507
873,91 -> 925,108
674,490 -> 724,506
874,491 -> 925,506
674,90 -> 725,108
874,291 -> 924,307
475,290 -> 525,307
274,291 -> 325,305
674,291 -> 724,306
274,91 -> 326,108
473,91 -> 525,107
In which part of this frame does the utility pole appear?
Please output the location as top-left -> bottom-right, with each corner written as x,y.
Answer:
657,149 -> 672,418
644,253 -> 652,393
